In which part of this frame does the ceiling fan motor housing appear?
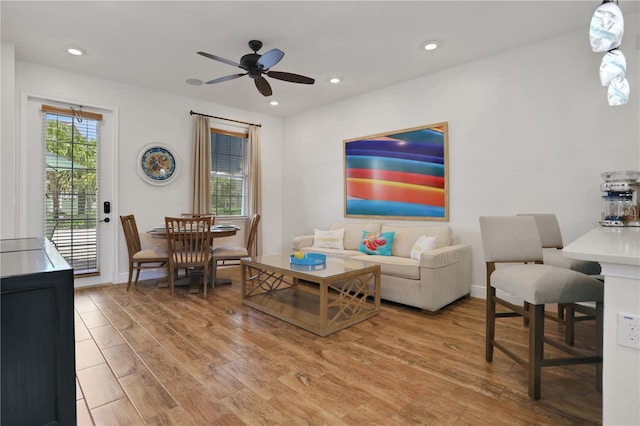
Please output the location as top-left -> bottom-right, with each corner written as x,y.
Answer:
240,53 -> 263,78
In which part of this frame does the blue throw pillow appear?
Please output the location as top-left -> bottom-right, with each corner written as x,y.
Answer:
358,230 -> 394,256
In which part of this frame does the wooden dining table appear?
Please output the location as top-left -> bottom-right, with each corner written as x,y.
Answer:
147,225 -> 239,293
147,226 -> 238,240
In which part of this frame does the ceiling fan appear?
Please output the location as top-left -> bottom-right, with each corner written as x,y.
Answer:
197,40 -> 315,97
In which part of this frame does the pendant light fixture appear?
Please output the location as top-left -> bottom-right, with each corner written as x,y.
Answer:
599,49 -> 626,85
607,76 -> 630,106
590,0 -> 629,106
589,1 -> 624,52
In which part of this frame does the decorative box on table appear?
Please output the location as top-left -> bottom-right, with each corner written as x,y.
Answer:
290,252 -> 327,271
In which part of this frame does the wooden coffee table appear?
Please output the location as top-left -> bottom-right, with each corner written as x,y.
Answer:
240,254 -> 381,336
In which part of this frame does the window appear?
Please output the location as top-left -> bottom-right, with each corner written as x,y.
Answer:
210,128 -> 248,216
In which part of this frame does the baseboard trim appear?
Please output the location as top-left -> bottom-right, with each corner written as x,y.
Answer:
116,268 -> 167,286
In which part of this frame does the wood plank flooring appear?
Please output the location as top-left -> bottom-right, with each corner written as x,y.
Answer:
74,266 -> 602,425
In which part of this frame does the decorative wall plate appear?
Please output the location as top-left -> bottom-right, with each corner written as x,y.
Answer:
137,144 -> 178,186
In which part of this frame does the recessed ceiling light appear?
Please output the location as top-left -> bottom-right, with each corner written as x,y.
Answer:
185,78 -> 203,86
270,100 -> 279,106
422,41 -> 439,51
329,77 -> 341,84
67,47 -> 85,56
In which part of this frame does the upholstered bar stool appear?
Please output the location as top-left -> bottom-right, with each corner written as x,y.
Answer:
518,213 -> 601,344
517,213 -> 601,275
479,216 -> 603,400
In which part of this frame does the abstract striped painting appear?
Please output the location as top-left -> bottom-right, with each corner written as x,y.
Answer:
344,122 -> 448,220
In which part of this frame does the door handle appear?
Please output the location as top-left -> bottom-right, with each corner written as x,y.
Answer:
101,201 -> 111,222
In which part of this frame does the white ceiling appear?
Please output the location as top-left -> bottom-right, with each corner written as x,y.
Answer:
2,1 -> 638,117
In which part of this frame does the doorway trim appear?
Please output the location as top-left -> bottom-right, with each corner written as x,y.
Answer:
20,91 -> 119,287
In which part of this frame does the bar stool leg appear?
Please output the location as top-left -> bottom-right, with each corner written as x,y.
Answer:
528,304 -> 544,400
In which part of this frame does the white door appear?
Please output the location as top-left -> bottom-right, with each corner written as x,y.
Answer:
24,95 -> 117,287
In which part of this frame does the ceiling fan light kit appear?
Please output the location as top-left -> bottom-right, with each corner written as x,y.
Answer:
197,40 -> 315,97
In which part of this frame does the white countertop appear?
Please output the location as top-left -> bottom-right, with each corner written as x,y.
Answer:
563,226 -> 640,266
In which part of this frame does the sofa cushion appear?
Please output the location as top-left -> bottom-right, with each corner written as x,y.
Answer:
410,235 -> 439,260
302,247 -> 362,258
381,224 -> 452,257
312,228 -> 344,249
331,222 -> 381,250
352,254 -> 420,280
358,231 -> 395,256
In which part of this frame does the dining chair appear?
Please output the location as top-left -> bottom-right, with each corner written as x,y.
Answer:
120,214 -> 168,291
181,213 -> 216,220
210,213 -> 260,286
165,216 -> 213,298
518,213 -> 601,344
174,215 -> 214,276
479,215 -> 603,400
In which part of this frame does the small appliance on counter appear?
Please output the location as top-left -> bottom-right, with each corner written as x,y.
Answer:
600,170 -> 640,227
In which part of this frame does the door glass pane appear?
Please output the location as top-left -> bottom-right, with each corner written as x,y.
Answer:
44,113 -> 99,275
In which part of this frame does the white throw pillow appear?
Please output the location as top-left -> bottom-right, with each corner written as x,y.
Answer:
410,235 -> 438,260
312,228 -> 345,250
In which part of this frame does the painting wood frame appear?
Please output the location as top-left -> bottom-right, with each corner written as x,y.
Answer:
344,122 -> 449,221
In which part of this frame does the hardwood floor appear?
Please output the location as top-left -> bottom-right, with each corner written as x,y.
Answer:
74,266 -> 602,425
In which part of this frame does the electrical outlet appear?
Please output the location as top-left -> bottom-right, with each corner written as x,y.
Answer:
617,313 -> 640,350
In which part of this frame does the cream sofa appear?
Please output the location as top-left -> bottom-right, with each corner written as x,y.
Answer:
291,221 -> 472,312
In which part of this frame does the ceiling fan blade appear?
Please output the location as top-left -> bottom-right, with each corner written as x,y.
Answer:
254,77 -> 272,97
205,73 -> 247,84
266,70 -> 315,85
257,48 -> 284,70
197,51 -> 243,69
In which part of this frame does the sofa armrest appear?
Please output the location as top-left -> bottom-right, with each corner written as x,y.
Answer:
419,243 -> 472,312
419,243 -> 472,268
291,235 -> 314,250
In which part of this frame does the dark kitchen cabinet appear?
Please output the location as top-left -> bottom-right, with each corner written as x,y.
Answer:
1,238 -> 76,425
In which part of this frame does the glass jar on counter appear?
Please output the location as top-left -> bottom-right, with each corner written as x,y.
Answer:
603,193 -> 633,222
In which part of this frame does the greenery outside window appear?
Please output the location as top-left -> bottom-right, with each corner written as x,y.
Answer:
210,128 -> 248,216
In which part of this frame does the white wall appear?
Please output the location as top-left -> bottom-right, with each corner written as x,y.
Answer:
282,21 -> 640,297
3,20 -> 639,291
1,42 -> 17,239
4,59 -> 284,283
